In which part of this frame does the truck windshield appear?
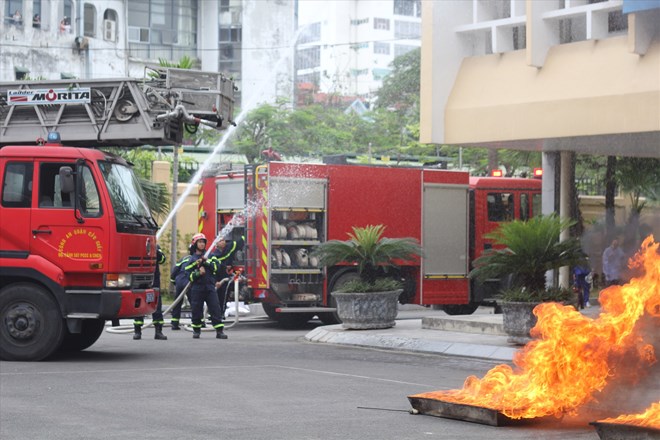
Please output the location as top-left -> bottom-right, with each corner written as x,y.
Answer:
98,160 -> 157,232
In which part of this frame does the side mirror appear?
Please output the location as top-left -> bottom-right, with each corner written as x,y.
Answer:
59,166 -> 75,193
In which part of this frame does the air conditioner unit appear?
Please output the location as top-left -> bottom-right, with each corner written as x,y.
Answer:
103,19 -> 116,42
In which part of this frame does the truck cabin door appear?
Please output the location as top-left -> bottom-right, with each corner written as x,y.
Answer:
31,160 -> 108,276
0,160 -> 33,257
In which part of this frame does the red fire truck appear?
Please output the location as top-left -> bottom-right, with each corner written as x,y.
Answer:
198,161 -> 541,326
0,69 -> 235,360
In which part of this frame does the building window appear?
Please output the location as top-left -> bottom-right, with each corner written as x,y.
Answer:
350,68 -> 368,77
299,22 -> 320,44
296,71 -> 320,86
608,10 -> 628,33
350,18 -> 369,25
14,67 -> 29,80
127,0 -> 198,61
350,42 -> 369,50
84,3 -> 96,38
393,0 -> 421,18
393,44 -> 416,57
373,18 -> 390,30
219,27 -> 241,43
6,0 -> 23,26
513,25 -> 526,50
394,20 -> 420,39
373,42 -> 390,55
296,46 -> 320,70
372,68 -> 391,80
2,162 -> 33,209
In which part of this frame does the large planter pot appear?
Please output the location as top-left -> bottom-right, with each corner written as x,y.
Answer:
331,289 -> 402,330
499,301 -> 541,345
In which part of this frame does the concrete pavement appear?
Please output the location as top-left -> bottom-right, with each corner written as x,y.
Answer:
304,303 -> 603,362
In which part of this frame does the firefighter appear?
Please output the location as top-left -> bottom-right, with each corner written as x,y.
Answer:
133,244 -> 167,340
183,233 -> 227,339
210,234 -> 245,320
168,248 -> 195,331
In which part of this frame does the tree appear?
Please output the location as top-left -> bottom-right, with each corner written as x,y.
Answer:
469,215 -> 586,297
376,48 -> 420,113
616,157 -> 660,253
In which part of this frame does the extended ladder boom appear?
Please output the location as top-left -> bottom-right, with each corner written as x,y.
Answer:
0,68 -> 236,148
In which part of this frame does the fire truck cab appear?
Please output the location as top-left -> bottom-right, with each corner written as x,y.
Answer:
0,69 -> 235,360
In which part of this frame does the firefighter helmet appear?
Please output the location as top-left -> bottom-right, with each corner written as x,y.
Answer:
191,233 -> 207,246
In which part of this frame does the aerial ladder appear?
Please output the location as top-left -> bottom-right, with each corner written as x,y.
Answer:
0,67 -> 236,147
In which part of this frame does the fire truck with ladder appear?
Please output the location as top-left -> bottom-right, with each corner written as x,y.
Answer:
198,161 -> 541,327
0,69 -> 235,360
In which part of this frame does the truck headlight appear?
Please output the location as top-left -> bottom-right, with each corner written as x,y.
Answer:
104,273 -> 132,289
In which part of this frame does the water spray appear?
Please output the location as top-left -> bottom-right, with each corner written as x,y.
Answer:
155,23 -> 312,241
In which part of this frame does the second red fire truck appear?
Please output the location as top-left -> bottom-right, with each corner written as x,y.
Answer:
199,161 -> 541,326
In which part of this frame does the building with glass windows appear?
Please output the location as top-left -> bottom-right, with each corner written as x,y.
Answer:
296,0 -> 421,99
0,0 -> 296,107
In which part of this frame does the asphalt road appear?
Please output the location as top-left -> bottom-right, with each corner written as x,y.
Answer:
1,318 -> 603,440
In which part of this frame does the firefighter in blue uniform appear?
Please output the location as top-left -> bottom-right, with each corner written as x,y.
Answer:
184,233 -> 228,339
133,244 -> 168,340
210,234 -> 245,320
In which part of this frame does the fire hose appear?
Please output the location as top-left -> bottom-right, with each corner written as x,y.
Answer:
105,272 -> 244,334
106,233 -> 246,334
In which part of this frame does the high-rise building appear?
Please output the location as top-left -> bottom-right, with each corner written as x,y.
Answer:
296,0 -> 422,99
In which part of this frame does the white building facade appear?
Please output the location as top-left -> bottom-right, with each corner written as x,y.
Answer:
296,0 -> 421,98
0,0 -> 296,106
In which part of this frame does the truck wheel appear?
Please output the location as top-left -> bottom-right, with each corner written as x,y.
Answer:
442,303 -> 479,315
320,270 -> 361,325
262,303 -> 279,320
59,319 -> 105,352
0,283 -> 65,361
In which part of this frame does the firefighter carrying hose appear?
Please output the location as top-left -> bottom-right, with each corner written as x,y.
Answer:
183,233 -> 228,339
133,244 -> 168,340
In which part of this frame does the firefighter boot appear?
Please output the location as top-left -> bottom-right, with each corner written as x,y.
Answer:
216,327 -> 228,339
170,320 -> 180,331
154,324 -> 167,340
133,325 -> 142,340
192,329 -> 201,339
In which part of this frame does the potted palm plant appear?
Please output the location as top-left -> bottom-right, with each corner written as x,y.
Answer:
312,224 -> 422,330
469,214 -> 586,344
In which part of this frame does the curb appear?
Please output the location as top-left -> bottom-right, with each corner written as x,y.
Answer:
304,326 -> 517,361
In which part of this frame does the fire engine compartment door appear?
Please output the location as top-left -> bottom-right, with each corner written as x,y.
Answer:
268,177 -> 327,209
422,183 -> 469,276
216,180 -> 245,211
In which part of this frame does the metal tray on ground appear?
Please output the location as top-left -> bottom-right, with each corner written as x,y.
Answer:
590,421 -> 660,440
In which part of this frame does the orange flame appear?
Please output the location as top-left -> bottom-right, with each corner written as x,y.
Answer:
412,237 -> 660,419
599,401 -> 660,429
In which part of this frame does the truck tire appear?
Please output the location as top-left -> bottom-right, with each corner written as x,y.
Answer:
262,302 -> 279,320
59,319 -> 106,352
318,270 -> 361,325
442,303 -> 479,315
0,283 -> 65,361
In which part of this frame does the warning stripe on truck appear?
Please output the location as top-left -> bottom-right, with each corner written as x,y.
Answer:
261,186 -> 269,282
198,188 -> 205,233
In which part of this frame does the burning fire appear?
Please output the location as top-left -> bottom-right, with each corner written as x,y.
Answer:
599,401 -> 660,428
413,237 -> 660,419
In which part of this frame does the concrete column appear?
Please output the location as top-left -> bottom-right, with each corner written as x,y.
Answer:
559,150 -> 572,288
199,1 -> 219,72
542,151 -> 557,288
